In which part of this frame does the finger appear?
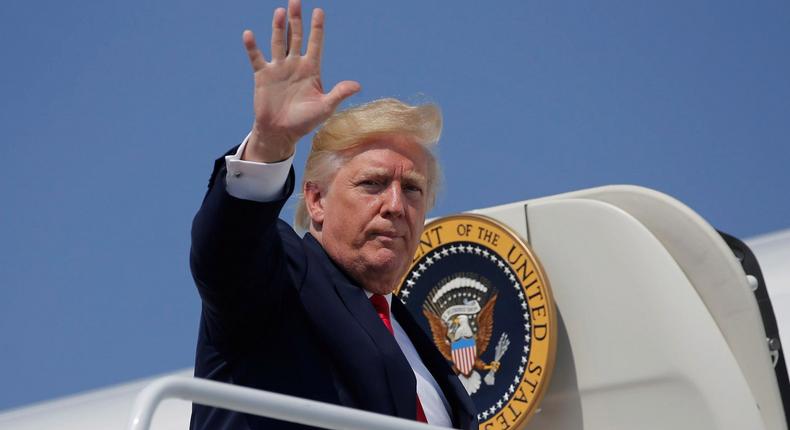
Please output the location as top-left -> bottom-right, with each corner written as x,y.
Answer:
270,7 -> 286,61
324,81 -> 361,110
285,21 -> 291,56
242,30 -> 267,71
286,0 -> 303,56
306,8 -> 324,62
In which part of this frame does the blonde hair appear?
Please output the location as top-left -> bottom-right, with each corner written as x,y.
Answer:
295,98 -> 443,230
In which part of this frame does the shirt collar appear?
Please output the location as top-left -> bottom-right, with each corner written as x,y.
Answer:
364,290 -> 393,307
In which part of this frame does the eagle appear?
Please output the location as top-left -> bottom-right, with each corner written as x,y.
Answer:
423,293 -> 500,377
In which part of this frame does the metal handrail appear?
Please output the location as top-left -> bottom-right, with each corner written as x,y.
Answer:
127,375 -> 450,430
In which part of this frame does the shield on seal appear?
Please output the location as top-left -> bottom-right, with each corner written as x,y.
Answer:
451,338 -> 477,376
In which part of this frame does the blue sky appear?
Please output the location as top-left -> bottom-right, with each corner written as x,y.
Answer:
1,0 -> 788,411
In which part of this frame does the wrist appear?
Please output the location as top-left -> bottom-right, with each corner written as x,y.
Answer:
244,128 -> 297,163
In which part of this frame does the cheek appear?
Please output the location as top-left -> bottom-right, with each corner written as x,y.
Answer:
351,196 -> 384,222
407,205 -> 426,227
329,204 -> 373,240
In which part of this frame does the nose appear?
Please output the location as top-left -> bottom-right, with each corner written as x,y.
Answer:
381,182 -> 405,217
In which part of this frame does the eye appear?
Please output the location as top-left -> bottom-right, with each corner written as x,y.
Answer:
403,183 -> 423,195
356,179 -> 384,192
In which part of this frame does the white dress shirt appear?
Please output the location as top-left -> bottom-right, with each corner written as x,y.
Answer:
224,137 -> 454,427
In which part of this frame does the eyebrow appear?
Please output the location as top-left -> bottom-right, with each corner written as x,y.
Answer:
358,168 -> 427,185
403,171 -> 427,186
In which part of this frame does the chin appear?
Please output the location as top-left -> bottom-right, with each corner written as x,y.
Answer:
365,252 -> 408,277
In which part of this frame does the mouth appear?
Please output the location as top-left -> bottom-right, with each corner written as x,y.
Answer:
368,230 -> 404,242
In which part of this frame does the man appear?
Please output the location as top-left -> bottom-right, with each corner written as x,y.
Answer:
190,1 -> 476,429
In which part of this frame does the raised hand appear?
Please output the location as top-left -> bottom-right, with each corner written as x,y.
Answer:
242,0 -> 360,162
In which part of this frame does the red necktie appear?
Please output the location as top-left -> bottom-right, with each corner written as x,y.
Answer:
369,294 -> 428,423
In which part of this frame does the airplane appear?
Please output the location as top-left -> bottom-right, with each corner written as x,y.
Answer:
1,185 -> 788,430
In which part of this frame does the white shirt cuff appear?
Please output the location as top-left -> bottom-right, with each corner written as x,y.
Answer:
224,134 -> 295,202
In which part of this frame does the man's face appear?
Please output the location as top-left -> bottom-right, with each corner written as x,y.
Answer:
308,135 -> 430,294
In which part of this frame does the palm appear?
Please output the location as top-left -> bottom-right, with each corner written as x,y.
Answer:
242,1 -> 360,161
253,59 -> 329,141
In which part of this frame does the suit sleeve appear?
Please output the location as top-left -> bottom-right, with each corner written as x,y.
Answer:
190,147 -> 299,351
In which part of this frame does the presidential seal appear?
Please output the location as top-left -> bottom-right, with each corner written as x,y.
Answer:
396,214 -> 556,430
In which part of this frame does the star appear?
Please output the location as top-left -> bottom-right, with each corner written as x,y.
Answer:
521,356 -> 527,364
521,302 -> 527,310
523,312 -> 530,320
481,411 -> 489,419
518,292 -> 524,300
412,272 -> 421,279
513,282 -> 520,290
496,260 -> 505,268
524,334 -> 530,341
482,249 -> 490,257
489,254 -> 497,261
508,384 -> 515,393
466,245 -> 474,253
419,263 -> 427,272
496,400 -> 503,408
508,274 -> 515,282
513,375 -> 521,384
426,256 -> 434,265
473,247 -> 481,255
524,322 -> 531,330
401,290 -> 410,298
518,366 -> 524,373
406,279 -> 415,287
523,345 -> 530,353
441,248 -> 450,257
489,406 -> 496,414
449,245 -> 458,254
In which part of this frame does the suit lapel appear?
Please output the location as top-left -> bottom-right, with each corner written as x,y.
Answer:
301,234 -> 417,421
392,298 -> 478,430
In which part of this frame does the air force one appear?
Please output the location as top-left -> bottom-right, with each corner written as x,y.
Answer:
1,185 -> 789,430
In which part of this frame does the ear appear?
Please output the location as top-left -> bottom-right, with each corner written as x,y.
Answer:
303,181 -> 326,227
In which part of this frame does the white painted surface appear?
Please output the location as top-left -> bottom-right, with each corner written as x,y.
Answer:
0,371 -> 192,430
1,189 -> 788,430
548,185 -> 784,430
525,198 -> 766,429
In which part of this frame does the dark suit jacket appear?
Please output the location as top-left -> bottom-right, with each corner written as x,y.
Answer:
189,150 -> 477,430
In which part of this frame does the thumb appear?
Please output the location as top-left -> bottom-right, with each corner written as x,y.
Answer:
324,80 -> 361,110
